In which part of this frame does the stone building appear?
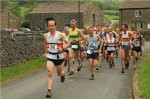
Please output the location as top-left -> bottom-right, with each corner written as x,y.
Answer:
29,2 -> 108,31
119,0 -> 150,33
0,10 -> 21,29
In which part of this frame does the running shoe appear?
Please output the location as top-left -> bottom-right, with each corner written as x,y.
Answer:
121,68 -> 125,73
90,74 -> 94,80
46,90 -> 52,98
77,65 -> 82,72
61,75 -> 65,83
69,70 -> 74,76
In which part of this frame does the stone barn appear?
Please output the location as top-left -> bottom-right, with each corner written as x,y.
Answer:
119,0 -> 150,33
29,2 -> 105,31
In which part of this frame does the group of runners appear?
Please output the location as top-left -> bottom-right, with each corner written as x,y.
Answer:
43,18 -> 145,98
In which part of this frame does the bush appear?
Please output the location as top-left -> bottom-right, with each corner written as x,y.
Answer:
21,21 -> 30,28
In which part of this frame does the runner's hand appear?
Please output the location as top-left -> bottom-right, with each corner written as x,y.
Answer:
42,53 -> 47,58
98,50 -> 102,54
128,41 -> 134,45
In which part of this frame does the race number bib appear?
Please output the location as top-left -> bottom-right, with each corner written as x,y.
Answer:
122,41 -> 128,45
87,50 -> 92,54
89,42 -> 96,46
71,45 -> 78,49
48,44 -> 58,52
135,41 -> 140,47
70,39 -> 73,42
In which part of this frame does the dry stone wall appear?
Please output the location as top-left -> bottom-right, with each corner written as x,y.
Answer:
1,31 -> 45,68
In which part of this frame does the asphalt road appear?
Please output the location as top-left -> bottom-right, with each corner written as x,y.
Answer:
1,42 -> 150,99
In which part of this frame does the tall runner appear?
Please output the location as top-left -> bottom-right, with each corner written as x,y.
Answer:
68,19 -> 82,75
43,19 -> 70,98
74,26 -> 103,80
119,24 -> 136,73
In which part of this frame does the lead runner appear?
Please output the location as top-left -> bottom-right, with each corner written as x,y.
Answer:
43,18 -> 70,98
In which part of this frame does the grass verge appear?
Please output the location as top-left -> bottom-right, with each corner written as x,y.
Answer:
139,53 -> 150,99
1,57 -> 46,83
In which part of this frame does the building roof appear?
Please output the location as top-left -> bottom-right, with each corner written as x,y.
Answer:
119,0 -> 150,10
30,2 -> 96,14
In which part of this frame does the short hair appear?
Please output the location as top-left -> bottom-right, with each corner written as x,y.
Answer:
88,26 -> 93,30
47,18 -> 57,25
122,24 -> 128,29
136,28 -> 141,31
64,26 -> 69,30
70,19 -> 77,24
96,25 -> 101,27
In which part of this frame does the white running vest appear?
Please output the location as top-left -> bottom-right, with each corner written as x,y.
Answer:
107,37 -> 115,51
121,31 -> 130,45
46,31 -> 63,59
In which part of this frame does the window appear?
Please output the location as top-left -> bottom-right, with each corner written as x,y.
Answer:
135,23 -> 143,28
10,19 -> 13,22
135,10 -> 141,17
14,19 -> 16,23
147,23 -> 150,29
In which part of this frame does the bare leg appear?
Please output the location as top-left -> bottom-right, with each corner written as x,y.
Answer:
47,61 -> 54,90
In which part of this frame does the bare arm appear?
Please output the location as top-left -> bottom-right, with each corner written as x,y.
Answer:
74,30 -> 84,43
97,35 -> 103,52
129,31 -> 136,44
60,33 -> 70,50
44,33 -> 48,53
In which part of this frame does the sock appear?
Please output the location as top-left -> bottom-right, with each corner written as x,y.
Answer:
48,89 -> 51,91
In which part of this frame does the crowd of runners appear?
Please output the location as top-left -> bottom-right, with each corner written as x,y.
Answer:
43,18 -> 145,98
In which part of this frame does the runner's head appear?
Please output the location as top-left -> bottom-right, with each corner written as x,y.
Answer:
70,19 -> 77,29
115,28 -> 120,33
88,26 -> 94,36
94,27 -> 97,32
109,31 -> 113,37
136,28 -> 141,34
122,24 -> 128,31
108,26 -> 113,32
96,25 -> 101,32
64,27 -> 69,35
48,18 -> 57,33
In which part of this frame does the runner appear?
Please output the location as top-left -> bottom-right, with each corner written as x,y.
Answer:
74,26 -> 103,80
43,19 -> 70,98
132,28 -> 144,69
119,24 -> 136,73
96,25 -> 104,69
104,26 -> 116,62
114,28 -> 120,58
68,19 -> 82,75
105,31 -> 116,68
80,29 -> 86,62
63,27 -> 70,72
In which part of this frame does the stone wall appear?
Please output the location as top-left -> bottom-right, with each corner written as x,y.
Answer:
1,31 -> 45,68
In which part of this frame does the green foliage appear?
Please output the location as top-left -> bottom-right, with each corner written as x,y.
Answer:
21,21 -> 30,28
139,54 -> 150,99
104,14 -> 119,20
3,2 -> 39,23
